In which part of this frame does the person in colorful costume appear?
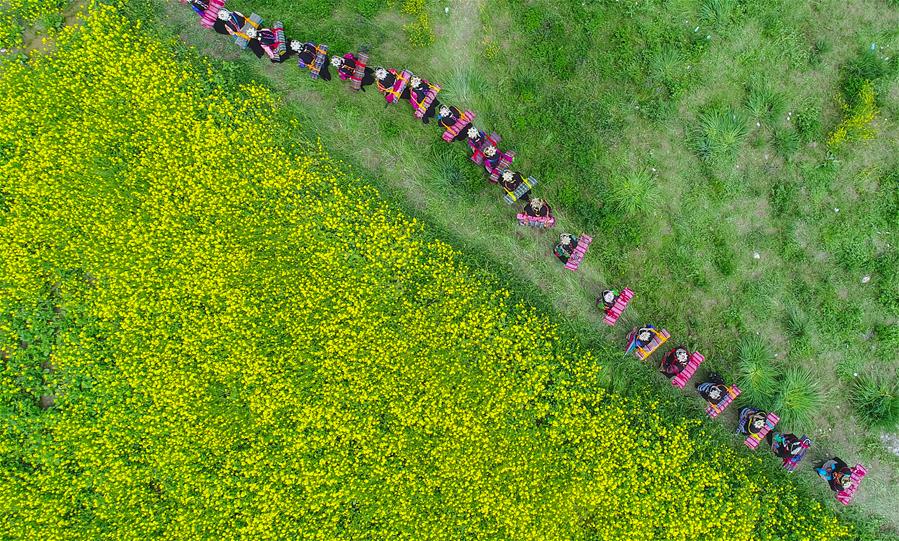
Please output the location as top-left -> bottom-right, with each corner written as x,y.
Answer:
736,407 -> 769,437
659,346 -> 690,378
695,372 -> 730,405
213,9 -> 248,38
436,104 -> 473,142
408,76 -> 440,123
291,41 -> 332,80
815,458 -> 855,492
255,24 -> 289,62
597,289 -> 619,312
524,197 -> 552,219
553,233 -> 579,264
767,432 -> 805,460
331,54 -> 375,90
500,170 -> 531,201
374,67 -> 410,100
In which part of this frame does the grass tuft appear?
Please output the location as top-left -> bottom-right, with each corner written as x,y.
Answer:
850,372 -> 899,430
693,108 -> 748,164
699,0 -> 738,27
774,367 -> 824,432
745,83 -> 786,125
737,334 -> 777,407
606,169 -> 661,217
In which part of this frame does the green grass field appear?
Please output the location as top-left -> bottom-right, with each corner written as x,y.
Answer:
150,0 -> 899,532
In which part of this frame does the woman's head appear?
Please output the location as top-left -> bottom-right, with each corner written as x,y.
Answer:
483,145 -> 497,157
245,27 -> 257,39
750,414 -> 767,431
707,385 -> 723,401
289,40 -> 302,52
837,467 -> 854,489
675,348 -> 689,364
467,127 -> 480,139
502,170 -> 514,183
530,198 -> 544,210
330,56 -> 344,68
637,328 -> 653,342
602,290 -> 616,304
217,8 -> 230,21
375,67 -> 388,80
439,105 -> 451,117
410,76 -> 422,88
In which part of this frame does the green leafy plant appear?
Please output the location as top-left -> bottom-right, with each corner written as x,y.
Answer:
774,367 -> 824,432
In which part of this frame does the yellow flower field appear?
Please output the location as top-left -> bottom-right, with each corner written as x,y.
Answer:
0,4 -> 851,539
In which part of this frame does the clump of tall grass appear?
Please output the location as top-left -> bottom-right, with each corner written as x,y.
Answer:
774,128 -> 800,161
783,305 -> 812,358
693,108 -> 748,164
606,169 -> 660,217
774,367 -> 824,432
745,84 -> 786,126
784,305 -> 808,339
850,372 -> 899,430
737,334 -> 777,407
699,0 -> 738,27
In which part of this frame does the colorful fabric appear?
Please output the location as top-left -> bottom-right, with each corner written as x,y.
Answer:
198,0 -> 225,28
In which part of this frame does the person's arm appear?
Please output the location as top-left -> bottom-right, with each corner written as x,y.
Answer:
248,40 -> 265,58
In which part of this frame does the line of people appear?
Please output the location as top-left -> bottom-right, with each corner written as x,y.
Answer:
180,0 -> 867,506
616,320 -> 865,501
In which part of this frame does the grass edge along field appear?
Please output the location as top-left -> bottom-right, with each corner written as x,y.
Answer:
0,3 -> 862,539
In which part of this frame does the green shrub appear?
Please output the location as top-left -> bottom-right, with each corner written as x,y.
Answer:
850,372 -> 899,430
774,367 -> 824,432
737,335 -> 777,406
809,38 -> 831,67
875,324 -> 899,357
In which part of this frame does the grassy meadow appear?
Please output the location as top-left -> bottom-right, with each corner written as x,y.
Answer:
153,0 -> 899,531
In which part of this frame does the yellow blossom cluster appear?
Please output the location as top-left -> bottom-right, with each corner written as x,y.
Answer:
0,4 -> 851,540
0,0 -> 66,48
